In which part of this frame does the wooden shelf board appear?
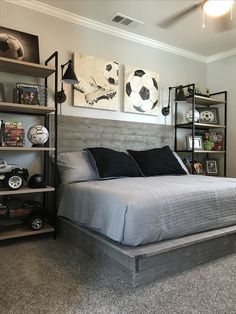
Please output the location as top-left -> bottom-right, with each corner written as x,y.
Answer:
176,150 -> 225,154
187,95 -> 225,105
176,123 -> 226,129
0,147 -> 55,152
0,102 -> 55,114
0,186 -> 55,196
0,223 -> 54,241
0,57 -> 55,78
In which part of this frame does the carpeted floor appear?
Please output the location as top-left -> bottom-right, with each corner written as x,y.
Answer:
0,237 -> 235,314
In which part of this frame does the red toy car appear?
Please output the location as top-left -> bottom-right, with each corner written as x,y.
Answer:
0,197 -> 45,230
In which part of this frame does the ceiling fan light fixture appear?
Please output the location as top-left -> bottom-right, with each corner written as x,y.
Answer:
203,0 -> 234,17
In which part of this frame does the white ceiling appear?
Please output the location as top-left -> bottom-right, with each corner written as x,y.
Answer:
37,0 -> 236,57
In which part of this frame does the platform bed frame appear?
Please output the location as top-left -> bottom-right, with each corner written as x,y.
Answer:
58,217 -> 236,287
54,115 -> 236,287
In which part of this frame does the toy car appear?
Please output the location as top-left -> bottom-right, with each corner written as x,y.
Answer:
0,197 -> 46,230
0,160 -> 29,190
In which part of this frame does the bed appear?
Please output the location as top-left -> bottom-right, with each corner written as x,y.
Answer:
53,115 -> 236,287
58,175 -> 236,246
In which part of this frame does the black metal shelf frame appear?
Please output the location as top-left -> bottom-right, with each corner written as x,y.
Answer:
0,51 -> 58,239
174,83 -> 227,176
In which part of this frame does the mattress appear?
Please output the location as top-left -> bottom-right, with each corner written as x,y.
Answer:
58,175 -> 236,246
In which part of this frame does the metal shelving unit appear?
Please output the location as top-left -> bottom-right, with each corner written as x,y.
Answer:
0,52 -> 58,240
174,83 -> 227,176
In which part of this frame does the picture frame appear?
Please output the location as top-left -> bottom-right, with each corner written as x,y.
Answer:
0,26 -> 39,64
193,162 -> 205,175
205,159 -> 218,176
0,82 -> 6,102
186,135 -> 203,151
197,107 -> 219,125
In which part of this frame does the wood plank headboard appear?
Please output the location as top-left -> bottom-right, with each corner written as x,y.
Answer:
51,115 -> 173,154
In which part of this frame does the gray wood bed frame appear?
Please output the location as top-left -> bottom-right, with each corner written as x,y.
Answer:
52,115 -> 236,287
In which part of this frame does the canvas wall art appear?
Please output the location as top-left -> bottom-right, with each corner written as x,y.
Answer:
0,26 -> 39,64
73,53 -> 119,111
124,65 -> 160,116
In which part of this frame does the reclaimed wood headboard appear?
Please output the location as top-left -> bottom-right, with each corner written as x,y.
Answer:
51,115 -> 173,154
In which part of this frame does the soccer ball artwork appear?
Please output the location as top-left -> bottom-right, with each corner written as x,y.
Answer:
103,61 -> 119,85
0,33 -> 24,60
124,67 -> 160,115
27,125 -> 49,146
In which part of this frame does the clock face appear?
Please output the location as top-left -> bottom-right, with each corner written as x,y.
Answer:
200,111 -> 215,123
185,109 -> 199,122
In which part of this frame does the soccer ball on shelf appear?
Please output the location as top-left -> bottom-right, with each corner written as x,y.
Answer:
126,69 -> 159,113
103,61 -> 119,85
27,125 -> 49,147
0,33 -> 24,60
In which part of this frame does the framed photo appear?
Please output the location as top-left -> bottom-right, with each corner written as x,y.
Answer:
73,52 -> 119,111
205,160 -> 218,176
197,107 -> 219,125
0,82 -> 5,102
193,162 -> 205,175
0,26 -> 39,64
186,135 -> 203,151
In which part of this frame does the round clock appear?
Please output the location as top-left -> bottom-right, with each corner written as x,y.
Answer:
185,109 -> 200,122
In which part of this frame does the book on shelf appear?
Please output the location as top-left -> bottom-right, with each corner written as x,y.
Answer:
1,121 -> 25,147
13,82 -> 47,106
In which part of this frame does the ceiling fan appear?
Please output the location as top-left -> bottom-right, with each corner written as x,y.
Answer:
158,0 -> 235,32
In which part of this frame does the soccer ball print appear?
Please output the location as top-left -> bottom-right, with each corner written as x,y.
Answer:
104,61 -> 119,85
124,66 -> 160,115
0,26 -> 39,64
0,33 -> 24,60
74,53 -> 119,111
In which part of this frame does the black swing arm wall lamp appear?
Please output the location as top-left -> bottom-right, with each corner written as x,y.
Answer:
56,59 -> 79,104
162,85 -> 187,116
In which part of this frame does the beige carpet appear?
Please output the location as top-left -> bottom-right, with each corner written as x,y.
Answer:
0,237 -> 235,314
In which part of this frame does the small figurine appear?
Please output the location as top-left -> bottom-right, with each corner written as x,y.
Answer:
203,132 -> 214,151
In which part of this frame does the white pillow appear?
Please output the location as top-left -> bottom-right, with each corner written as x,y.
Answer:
57,150 -> 98,185
173,152 -> 189,174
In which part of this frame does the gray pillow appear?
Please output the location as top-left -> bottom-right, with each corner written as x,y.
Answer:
57,150 -> 98,185
173,152 -> 189,174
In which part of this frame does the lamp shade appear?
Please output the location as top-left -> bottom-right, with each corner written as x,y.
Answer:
175,86 -> 186,101
62,62 -> 79,85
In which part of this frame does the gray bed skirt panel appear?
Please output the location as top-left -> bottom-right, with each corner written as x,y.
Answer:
57,217 -> 236,287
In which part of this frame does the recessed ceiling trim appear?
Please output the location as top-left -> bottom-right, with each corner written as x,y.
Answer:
4,0 -> 236,64
206,47 -> 236,63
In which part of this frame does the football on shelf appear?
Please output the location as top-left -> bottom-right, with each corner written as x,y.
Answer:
27,125 -> 49,146
0,33 -> 24,60
126,69 -> 159,113
103,61 -> 119,85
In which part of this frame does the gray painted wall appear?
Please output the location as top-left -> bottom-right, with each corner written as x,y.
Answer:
1,1 -> 206,126
207,56 -> 236,177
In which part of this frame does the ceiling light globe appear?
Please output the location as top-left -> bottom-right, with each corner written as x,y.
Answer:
203,0 -> 234,17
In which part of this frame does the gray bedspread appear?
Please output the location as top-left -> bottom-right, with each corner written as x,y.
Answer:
58,175 -> 236,246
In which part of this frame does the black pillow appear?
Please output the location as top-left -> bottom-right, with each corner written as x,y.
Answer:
127,146 -> 187,176
86,147 -> 141,179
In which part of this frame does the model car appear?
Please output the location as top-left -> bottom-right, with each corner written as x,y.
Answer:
0,197 -> 46,230
0,159 -> 29,190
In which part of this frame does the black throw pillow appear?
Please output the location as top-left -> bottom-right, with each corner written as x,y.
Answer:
127,146 -> 187,176
86,147 -> 141,179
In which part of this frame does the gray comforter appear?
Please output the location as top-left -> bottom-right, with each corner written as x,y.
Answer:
58,175 -> 236,246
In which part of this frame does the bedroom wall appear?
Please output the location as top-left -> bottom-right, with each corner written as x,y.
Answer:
207,56 -> 236,177
0,0 -> 207,127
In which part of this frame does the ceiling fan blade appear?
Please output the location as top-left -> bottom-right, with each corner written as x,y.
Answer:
158,3 -> 202,28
